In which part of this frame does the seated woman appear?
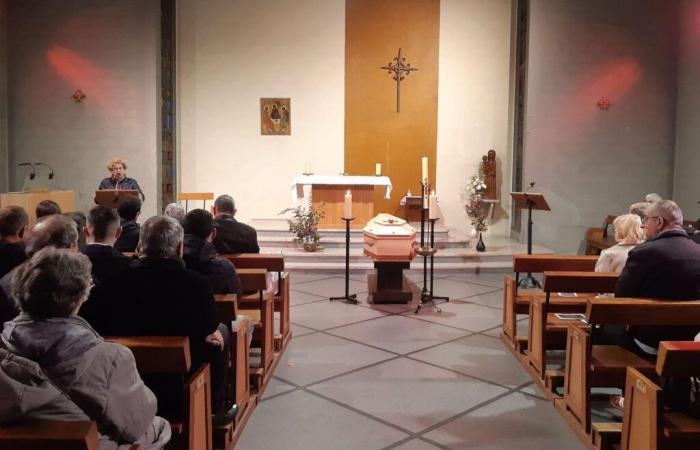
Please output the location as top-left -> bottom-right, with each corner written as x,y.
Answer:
0,248 -> 170,450
98,158 -> 145,201
595,213 -> 644,273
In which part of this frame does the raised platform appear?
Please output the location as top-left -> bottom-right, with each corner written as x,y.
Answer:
250,218 -> 552,271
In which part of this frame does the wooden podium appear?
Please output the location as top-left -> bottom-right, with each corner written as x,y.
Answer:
0,190 -> 76,224
94,190 -> 140,209
511,191 -> 550,288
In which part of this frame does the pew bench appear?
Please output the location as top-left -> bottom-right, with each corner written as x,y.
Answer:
553,298 -> 700,445
585,215 -> 617,255
502,254 -> 599,352
0,420 -> 119,450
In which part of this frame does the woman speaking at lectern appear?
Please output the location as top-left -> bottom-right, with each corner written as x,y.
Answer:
98,158 -> 145,201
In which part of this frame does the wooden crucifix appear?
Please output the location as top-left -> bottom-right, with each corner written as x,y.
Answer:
380,48 -> 418,113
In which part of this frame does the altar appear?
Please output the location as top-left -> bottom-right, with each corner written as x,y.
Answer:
291,175 -> 392,228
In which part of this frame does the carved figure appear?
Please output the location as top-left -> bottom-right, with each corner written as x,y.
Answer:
482,149 -> 497,200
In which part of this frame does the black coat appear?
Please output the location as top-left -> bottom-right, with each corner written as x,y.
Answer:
183,234 -> 243,297
114,221 -> 140,253
212,215 -> 260,254
615,229 -> 700,347
0,242 -> 26,279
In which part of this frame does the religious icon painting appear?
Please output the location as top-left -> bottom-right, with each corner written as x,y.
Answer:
260,98 -> 291,135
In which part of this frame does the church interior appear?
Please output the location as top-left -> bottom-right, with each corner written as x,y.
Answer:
1,1 -> 700,449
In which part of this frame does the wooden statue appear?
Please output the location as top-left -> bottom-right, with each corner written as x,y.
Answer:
481,149 -> 497,200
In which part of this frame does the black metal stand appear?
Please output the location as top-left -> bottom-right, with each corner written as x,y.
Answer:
415,183 -> 449,314
330,217 -> 358,304
518,199 -> 541,289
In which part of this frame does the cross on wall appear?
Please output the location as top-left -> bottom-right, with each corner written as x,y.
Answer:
380,48 -> 418,113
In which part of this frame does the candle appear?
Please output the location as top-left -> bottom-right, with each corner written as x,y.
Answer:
344,190 -> 352,218
304,162 -> 311,174
375,163 -> 381,176
429,191 -> 438,219
421,157 -> 428,184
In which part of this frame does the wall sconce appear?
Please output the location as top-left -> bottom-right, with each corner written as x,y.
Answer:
72,89 -> 86,103
597,97 -> 610,110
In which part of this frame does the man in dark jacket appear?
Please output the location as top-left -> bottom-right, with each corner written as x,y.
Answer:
613,200 -> 700,355
183,209 -> 242,297
0,206 -> 28,278
114,196 -> 141,253
212,195 -> 260,254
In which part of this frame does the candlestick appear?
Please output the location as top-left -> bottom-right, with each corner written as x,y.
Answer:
375,163 -> 381,176
344,190 -> 352,218
421,156 -> 428,183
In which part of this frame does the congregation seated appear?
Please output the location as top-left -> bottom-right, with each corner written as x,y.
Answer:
102,216 -> 235,421
35,199 -> 61,219
594,214 -> 644,273
163,202 -> 185,222
64,211 -> 88,251
0,248 -> 170,449
0,206 -> 28,279
212,194 -> 260,254
0,214 -> 79,324
113,196 -> 141,253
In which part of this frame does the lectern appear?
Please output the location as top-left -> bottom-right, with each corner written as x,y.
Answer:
94,190 -> 139,209
0,190 -> 76,224
510,192 -> 550,288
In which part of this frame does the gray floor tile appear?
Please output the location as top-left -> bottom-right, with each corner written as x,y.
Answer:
294,276 -> 368,298
414,278 -> 498,300
410,334 -> 532,388
291,298 -> 388,330
290,322 -> 317,337
406,301 -> 503,333
290,288 -> 326,306
328,315 -> 470,354
274,332 -> 394,386
288,272 -> 337,285
518,382 -> 547,399
424,392 -> 587,450
459,288 -> 504,309
446,271 -> 509,288
354,291 -> 418,314
309,357 -> 507,433
260,377 -> 297,400
236,390 -> 408,450
390,438 -> 445,450
482,315 -> 528,338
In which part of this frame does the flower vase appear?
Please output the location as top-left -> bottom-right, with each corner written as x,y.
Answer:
303,242 -> 320,252
475,232 -> 486,252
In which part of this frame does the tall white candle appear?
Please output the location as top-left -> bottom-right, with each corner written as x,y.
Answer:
421,157 -> 429,183
304,162 -> 311,174
429,191 -> 438,219
344,190 -> 352,218
375,163 -> 381,176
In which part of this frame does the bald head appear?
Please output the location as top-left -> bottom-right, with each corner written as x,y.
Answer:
25,214 -> 79,256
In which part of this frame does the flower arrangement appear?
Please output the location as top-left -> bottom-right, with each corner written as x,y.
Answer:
465,174 -> 488,232
280,201 -> 325,251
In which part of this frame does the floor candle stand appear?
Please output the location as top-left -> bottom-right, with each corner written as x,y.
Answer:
330,217 -> 358,304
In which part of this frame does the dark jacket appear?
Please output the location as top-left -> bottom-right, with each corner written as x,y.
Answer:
615,228 -> 700,347
114,221 -> 140,253
212,215 -> 260,254
0,270 -> 17,325
0,314 -> 170,449
0,241 -> 26,279
98,176 -> 145,201
183,234 -> 243,297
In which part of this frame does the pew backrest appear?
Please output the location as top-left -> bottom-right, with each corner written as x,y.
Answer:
656,341 -> 700,377
585,298 -> 700,326
237,268 -> 268,292
513,255 -> 599,274
106,336 -> 191,374
0,420 -> 100,450
542,271 -> 619,295
221,254 -> 284,272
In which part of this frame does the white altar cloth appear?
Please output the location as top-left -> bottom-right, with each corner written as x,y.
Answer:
291,175 -> 393,201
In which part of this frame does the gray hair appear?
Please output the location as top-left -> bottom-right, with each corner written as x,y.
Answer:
164,203 -> 186,222
644,193 -> 663,203
25,214 -> 79,256
139,216 -> 183,258
628,202 -> 648,220
214,195 -> 236,213
647,199 -> 683,226
12,248 -> 92,318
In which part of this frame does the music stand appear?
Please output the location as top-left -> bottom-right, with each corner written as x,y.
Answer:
510,192 -> 550,288
94,189 -> 139,209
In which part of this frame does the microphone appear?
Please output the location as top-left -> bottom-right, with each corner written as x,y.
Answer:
18,162 -> 35,180
34,162 -> 54,180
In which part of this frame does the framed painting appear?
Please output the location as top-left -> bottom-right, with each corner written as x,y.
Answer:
260,98 -> 291,135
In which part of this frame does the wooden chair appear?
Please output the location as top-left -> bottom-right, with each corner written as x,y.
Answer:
502,254 -> 599,351
556,298 -> 700,437
177,192 -> 214,212
526,271 -> 618,390
221,253 -> 291,351
0,420 -> 111,450
106,336 -> 212,450
585,215 -> 617,255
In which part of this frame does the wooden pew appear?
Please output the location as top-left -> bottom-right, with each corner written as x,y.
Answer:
221,253 -> 291,351
585,215 -> 617,255
525,271 -> 618,391
619,341 -> 700,450
502,254 -> 599,351
106,336 -> 212,450
236,268 -> 275,393
555,298 -> 700,442
0,420 -> 109,450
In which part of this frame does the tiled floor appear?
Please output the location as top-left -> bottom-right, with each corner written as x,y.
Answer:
236,270 -> 587,450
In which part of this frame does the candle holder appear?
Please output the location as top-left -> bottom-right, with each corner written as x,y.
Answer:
415,183 -> 449,314
302,172 -> 314,176
330,217 -> 358,304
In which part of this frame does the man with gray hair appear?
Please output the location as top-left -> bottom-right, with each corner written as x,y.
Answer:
212,194 -> 260,254
163,203 -> 186,222
103,216 -> 235,423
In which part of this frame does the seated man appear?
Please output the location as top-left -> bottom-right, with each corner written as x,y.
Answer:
0,206 -> 28,278
79,206 -> 132,330
106,216 -> 234,421
0,248 -> 170,450
36,199 -> 61,219
64,211 -> 87,251
164,203 -> 186,223
212,194 -> 260,254
114,195 -> 142,253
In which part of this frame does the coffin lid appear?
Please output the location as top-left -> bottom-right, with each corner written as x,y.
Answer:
363,213 -> 416,237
